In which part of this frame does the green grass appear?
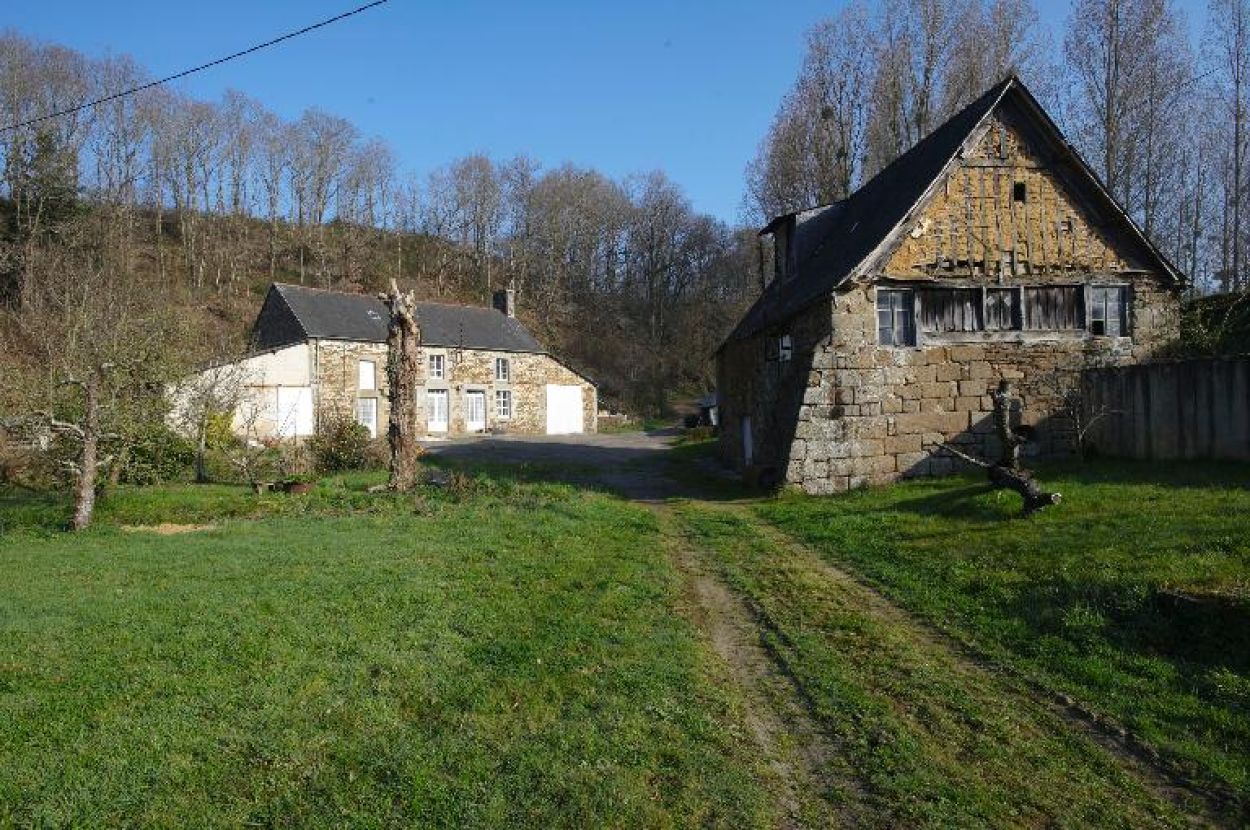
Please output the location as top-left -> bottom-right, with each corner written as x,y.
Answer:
750,460 -> 1250,805
5,457 -> 1247,826
0,476 -> 775,827
674,501 -> 1195,828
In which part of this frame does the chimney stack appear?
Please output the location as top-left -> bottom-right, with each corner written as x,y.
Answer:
492,288 -> 516,318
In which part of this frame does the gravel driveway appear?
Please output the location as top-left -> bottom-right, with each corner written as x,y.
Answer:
419,429 -> 689,501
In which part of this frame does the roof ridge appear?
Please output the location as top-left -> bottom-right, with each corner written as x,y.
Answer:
275,282 -> 506,314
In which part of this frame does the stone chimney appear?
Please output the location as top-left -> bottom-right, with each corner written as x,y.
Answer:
492,288 -> 516,318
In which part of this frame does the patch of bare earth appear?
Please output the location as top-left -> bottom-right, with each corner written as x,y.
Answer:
657,507 -> 859,829
121,523 -> 216,535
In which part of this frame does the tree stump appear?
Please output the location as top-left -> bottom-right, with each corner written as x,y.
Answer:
380,280 -> 422,492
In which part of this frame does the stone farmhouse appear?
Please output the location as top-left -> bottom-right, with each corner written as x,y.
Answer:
716,76 -> 1184,494
207,283 -> 596,440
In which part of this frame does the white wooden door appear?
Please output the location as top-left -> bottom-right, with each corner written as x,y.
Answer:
466,390 -> 487,432
276,386 -> 313,438
427,389 -> 448,432
545,385 -> 584,435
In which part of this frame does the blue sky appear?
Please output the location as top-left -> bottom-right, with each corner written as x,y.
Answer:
6,0 -> 1210,224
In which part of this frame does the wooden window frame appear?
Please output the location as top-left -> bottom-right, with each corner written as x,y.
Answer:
355,396 -> 377,438
495,389 -> 512,419
428,353 -> 446,380
1087,284 -> 1131,337
1022,284 -> 1086,332
358,359 -> 376,391
876,287 -> 917,347
495,357 -> 511,383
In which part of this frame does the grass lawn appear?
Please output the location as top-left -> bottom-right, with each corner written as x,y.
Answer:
0,474 -> 775,827
675,502 -> 1197,828
747,460 -> 1250,808
4,456 -> 1247,826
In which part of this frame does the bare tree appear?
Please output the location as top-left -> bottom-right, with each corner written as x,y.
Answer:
1208,0 -> 1250,291
5,233 -> 182,529
1064,0 -> 1189,209
745,2 -> 877,220
288,109 -> 357,285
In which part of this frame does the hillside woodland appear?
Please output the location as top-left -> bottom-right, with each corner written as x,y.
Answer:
3,0 -> 1250,510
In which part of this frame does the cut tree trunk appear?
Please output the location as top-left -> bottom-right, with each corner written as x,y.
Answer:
381,279 -> 422,491
933,379 -> 1061,516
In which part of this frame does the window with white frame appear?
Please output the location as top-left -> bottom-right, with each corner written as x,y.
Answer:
495,357 -> 510,382
358,359 -> 376,390
1089,285 -> 1128,336
428,353 -> 445,380
495,389 -> 512,418
355,397 -> 377,438
877,289 -> 916,346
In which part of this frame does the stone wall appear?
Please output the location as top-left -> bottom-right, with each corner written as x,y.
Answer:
313,340 -> 389,432
717,300 -> 830,477
312,339 -> 595,437
779,279 -> 1177,495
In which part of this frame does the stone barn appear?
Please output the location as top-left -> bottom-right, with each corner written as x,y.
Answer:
195,283 -> 596,440
717,76 -> 1183,494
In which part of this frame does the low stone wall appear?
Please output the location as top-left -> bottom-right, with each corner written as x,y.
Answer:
1082,357 -> 1250,461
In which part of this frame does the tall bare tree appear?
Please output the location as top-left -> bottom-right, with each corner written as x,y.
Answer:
1208,0 -> 1250,290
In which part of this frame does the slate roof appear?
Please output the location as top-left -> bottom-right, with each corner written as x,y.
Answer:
260,283 -> 544,353
723,75 -> 1183,345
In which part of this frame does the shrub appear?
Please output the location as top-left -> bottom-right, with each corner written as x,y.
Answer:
203,411 -> 237,450
0,431 -> 54,490
120,423 -> 196,485
308,417 -> 373,473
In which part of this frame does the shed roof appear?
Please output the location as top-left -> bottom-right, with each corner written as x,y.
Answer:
264,283 -> 544,353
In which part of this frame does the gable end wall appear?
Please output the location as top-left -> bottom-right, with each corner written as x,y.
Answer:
718,102 -> 1181,495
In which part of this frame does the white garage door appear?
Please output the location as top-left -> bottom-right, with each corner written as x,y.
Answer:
545,385 -> 584,435
275,386 -> 314,438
